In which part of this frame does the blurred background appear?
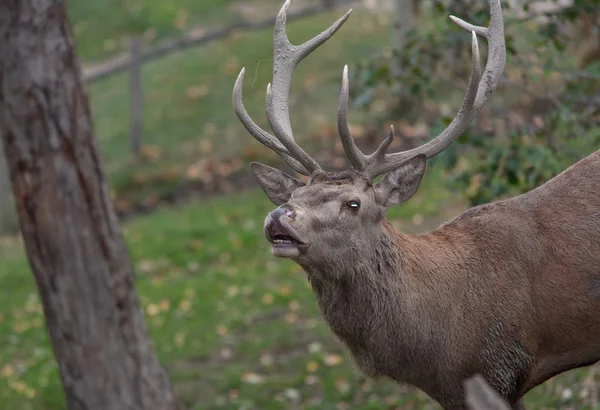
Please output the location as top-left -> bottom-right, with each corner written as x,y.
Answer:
0,0 -> 599,408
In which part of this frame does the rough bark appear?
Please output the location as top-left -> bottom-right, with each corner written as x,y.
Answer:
0,144 -> 17,234
0,1 -> 179,409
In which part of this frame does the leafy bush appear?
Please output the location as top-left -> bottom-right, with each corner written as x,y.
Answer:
350,0 -> 600,206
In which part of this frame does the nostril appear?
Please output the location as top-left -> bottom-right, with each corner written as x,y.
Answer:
284,210 -> 296,219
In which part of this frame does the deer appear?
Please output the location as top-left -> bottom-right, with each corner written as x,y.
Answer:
231,0 -> 600,409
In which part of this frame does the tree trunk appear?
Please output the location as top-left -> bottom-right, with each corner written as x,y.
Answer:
392,0 -> 415,76
0,2 -> 179,409
0,143 -> 17,234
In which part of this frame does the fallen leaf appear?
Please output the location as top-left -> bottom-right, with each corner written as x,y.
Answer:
324,353 -> 343,366
241,372 -> 265,384
305,374 -> 318,385
288,300 -> 300,311
262,293 -> 274,305
284,388 -> 300,401
159,299 -> 170,312
335,377 -> 351,393
260,352 -> 273,366
308,342 -> 322,354
146,304 -> 159,317
1,364 -> 15,377
178,299 -> 191,313
220,348 -> 234,360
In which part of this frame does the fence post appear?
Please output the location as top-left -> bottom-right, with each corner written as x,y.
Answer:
130,36 -> 143,156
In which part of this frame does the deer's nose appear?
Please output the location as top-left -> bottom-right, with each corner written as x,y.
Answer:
271,204 -> 296,221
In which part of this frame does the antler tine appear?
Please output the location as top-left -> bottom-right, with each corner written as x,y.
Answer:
451,0 -> 505,112
265,0 -> 353,175
233,68 -> 309,175
362,0 -> 505,180
337,65 -> 366,171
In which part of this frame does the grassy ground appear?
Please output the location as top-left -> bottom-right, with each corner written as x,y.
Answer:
0,165 -> 597,409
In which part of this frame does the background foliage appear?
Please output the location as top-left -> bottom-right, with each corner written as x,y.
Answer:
351,0 -> 600,205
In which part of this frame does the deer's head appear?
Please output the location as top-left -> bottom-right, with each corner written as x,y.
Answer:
233,0 -> 505,264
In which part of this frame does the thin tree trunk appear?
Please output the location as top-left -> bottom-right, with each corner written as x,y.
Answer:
392,0 -> 415,76
0,1 -> 179,409
130,37 -> 143,157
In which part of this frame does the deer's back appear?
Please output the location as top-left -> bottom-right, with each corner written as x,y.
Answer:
434,149 -> 600,398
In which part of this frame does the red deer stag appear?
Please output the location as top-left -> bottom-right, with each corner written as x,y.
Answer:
232,0 -> 600,408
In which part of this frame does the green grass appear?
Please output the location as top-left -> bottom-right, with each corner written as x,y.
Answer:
68,0 -> 283,62
0,166 -> 596,409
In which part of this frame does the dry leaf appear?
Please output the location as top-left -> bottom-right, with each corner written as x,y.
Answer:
335,377 -> 351,393
306,361 -> 319,372
262,293 -> 274,305
324,353 -> 343,366
146,304 -> 159,316
241,372 -> 265,384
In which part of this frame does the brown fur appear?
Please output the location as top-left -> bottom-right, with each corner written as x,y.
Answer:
251,150 -> 600,410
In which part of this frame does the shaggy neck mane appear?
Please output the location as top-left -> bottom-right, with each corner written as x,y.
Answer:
299,219 -> 462,381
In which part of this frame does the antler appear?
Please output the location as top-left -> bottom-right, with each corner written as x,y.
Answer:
233,0 -> 353,176
338,0 -> 506,180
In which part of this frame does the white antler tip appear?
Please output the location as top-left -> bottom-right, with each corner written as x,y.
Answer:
389,125 -> 394,134
234,68 -> 246,89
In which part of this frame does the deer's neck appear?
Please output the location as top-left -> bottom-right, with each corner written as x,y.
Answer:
300,220 -> 461,381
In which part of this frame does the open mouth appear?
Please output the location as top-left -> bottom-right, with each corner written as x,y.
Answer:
265,218 -> 304,257
272,235 -> 300,246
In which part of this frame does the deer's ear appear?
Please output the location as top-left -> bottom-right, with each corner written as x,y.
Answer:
375,154 -> 426,209
251,162 -> 305,206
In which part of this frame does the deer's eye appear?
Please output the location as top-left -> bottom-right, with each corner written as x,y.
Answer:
346,200 -> 360,210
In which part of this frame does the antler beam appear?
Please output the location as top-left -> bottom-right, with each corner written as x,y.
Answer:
337,0 -> 505,180
233,0 -> 352,176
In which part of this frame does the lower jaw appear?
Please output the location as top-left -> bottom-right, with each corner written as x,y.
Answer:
271,244 -> 301,258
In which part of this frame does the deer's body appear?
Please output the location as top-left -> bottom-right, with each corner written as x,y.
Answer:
304,149 -> 600,409
232,1 -> 600,408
